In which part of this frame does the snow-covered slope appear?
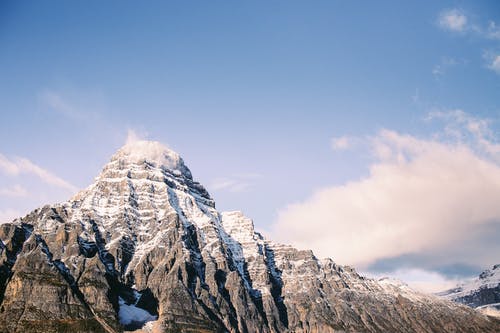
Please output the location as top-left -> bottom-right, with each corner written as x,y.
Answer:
68,140 -> 218,277
439,264 -> 500,317
0,140 -> 499,333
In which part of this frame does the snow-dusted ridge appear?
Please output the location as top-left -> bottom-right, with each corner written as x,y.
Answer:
439,264 -> 500,315
1,140 -> 499,332
440,264 -> 500,299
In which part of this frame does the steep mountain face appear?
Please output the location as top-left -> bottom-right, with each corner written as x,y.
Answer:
439,265 -> 500,318
0,140 -> 499,333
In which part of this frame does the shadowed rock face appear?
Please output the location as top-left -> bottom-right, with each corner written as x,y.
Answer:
0,140 -> 499,333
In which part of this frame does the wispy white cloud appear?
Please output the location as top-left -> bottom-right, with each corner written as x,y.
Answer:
125,128 -> 149,145
39,91 -> 81,119
273,111 -> 500,276
438,9 -> 467,32
210,173 -> 262,193
432,66 -> 443,77
436,9 -> 500,76
437,8 -> 500,41
486,21 -> 500,40
211,178 -> 251,192
487,54 -> 500,74
432,57 -> 462,78
411,88 -> 420,103
38,89 -> 103,122
331,136 -> 352,151
0,185 -> 28,197
427,109 -> 500,157
0,153 -> 77,192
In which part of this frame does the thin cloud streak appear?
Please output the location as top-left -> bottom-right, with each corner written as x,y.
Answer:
39,91 -> 82,119
432,57 -> 462,79
38,89 -> 103,122
0,185 -> 28,197
0,153 -> 77,192
210,173 -> 262,193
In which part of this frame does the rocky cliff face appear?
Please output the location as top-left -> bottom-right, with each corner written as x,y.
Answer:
0,140 -> 499,333
439,264 -> 500,318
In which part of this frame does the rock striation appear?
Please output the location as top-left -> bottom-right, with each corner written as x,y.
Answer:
0,140 -> 499,332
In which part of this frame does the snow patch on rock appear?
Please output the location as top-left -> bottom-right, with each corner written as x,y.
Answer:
118,296 -> 157,328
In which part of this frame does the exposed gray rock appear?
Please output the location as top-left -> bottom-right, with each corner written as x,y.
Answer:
0,140 -> 498,332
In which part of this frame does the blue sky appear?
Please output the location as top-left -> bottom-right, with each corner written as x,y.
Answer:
1,1 -> 500,291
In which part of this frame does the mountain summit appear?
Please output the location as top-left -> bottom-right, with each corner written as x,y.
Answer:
0,142 -> 499,333
111,140 -> 193,179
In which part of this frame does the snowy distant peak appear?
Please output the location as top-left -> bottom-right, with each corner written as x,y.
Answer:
454,264 -> 500,295
112,140 -> 192,179
438,264 -> 500,318
439,264 -> 500,306
480,264 -> 500,280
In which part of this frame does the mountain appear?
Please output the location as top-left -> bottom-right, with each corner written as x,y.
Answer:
439,264 -> 500,318
0,140 -> 499,333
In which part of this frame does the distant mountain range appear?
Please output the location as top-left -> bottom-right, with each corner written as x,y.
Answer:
0,140 -> 498,332
438,264 -> 500,318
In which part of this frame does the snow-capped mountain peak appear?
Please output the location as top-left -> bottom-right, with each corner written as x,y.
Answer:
440,265 -> 500,300
438,264 -> 500,318
1,143 -> 499,332
111,140 -> 192,179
